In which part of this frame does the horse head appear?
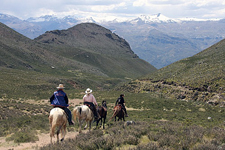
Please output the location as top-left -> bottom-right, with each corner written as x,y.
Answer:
102,100 -> 107,108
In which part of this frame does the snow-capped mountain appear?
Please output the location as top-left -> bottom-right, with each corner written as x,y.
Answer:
129,13 -> 178,24
27,15 -> 60,22
23,13 -> 218,25
0,12 -> 224,68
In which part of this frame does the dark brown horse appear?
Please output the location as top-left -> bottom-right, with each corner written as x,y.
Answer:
96,100 -> 107,129
109,104 -> 125,122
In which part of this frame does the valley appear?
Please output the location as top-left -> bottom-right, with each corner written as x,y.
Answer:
1,13 -> 225,68
0,15 -> 224,149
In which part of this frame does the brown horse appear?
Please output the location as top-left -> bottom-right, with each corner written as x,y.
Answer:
109,104 -> 125,122
96,100 -> 107,129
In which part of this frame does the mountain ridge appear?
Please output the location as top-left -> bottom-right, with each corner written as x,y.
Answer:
1,13 -> 225,69
0,22 -> 157,98
35,23 -> 137,58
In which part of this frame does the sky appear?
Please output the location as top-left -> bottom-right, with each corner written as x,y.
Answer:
1,0 -> 225,20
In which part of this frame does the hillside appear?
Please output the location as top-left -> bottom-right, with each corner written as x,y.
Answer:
35,23 -> 137,58
0,22 -> 58,71
1,13 -> 225,69
34,23 -> 156,78
118,39 -> 225,104
0,22 -> 156,99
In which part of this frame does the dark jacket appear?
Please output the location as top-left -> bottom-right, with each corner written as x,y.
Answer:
50,89 -> 69,107
116,96 -> 125,106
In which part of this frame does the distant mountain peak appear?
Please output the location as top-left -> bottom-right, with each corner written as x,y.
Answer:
27,15 -> 59,22
130,13 -> 177,24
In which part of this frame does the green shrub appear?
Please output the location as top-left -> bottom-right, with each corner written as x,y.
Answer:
6,128 -> 39,143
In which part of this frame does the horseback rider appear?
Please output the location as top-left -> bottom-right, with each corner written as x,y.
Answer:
50,84 -> 74,125
83,88 -> 100,121
115,94 -> 128,117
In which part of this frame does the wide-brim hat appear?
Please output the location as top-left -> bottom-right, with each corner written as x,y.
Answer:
57,84 -> 65,89
85,88 -> 92,94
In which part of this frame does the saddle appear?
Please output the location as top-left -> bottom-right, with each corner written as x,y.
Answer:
84,103 -> 91,108
52,106 -> 67,117
114,104 -> 122,110
53,106 -> 64,110
84,103 -> 95,112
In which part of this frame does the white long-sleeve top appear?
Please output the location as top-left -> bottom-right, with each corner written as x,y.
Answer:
83,93 -> 98,106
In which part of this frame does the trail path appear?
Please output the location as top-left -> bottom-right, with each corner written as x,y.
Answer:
0,98 -> 84,150
0,131 -> 79,150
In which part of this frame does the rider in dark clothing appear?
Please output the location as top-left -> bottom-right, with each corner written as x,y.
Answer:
115,94 -> 128,117
50,84 -> 74,125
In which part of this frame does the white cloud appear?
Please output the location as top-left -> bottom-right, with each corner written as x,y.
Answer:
0,0 -> 224,20
133,0 -> 148,6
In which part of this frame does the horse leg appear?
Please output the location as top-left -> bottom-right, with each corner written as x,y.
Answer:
56,131 -> 59,144
96,119 -> 99,129
60,124 -> 66,142
84,120 -> 88,130
49,116 -> 53,144
79,119 -> 83,133
50,124 -> 56,144
89,120 -> 92,132
100,118 -> 103,126
103,117 -> 105,129
50,127 -> 53,144
56,126 -> 62,144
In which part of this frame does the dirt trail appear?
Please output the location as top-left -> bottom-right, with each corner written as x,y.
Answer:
0,99 -> 84,150
0,131 -> 79,150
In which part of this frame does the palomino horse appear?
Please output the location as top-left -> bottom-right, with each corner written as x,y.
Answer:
72,105 -> 94,133
109,104 -> 125,122
49,107 -> 67,143
96,100 -> 107,129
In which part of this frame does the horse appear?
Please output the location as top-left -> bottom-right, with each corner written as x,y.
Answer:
72,105 -> 94,133
109,104 -> 125,122
49,107 -> 67,144
96,100 -> 107,129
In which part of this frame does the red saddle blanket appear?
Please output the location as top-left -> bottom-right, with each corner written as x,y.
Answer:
114,105 -> 122,110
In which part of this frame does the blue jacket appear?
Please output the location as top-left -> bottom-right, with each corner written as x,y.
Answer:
50,90 -> 69,107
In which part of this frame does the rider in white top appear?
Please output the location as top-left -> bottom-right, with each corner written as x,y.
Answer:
83,88 -> 99,121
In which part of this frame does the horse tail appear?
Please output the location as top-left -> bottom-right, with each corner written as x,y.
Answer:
79,106 -> 82,115
108,108 -> 119,122
51,123 -> 57,138
72,108 -> 77,121
72,106 -> 82,122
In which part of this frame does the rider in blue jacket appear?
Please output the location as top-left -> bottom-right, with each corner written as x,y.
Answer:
50,84 -> 74,125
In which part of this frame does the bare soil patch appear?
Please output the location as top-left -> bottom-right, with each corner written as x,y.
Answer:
0,131 -> 79,150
